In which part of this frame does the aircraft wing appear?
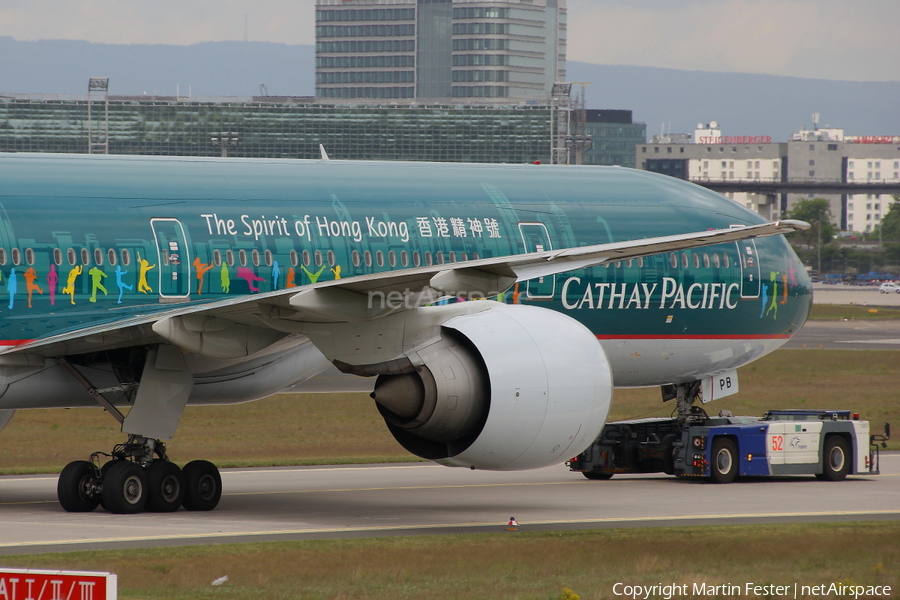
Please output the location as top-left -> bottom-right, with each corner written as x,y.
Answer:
0,219 -> 808,360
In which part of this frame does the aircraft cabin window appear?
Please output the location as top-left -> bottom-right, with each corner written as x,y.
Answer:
314,250 -> 323,267
213,249 -> 222,266
376,251 -> 384,267
265,250 -> 273,266
637,257 -> 644,268
53,248 -> 63,265
424,251 -> 433,266
703,253 -> 710,269
669,253 -> 678,269
449,252 -> 456,263
460,252 -> 467,262
79,248 -> 89,266
25,248 -> 35,266
352,250 -> 361,267
302,250 -> 311,267
681,253 -> 689,269
364,250 -> 372,267
239,250 -> 247,266
713,254 -> 721,268
400,250 -> 409,267
327,250 -> 335,267
225,249 -> 234,266
626,259 -> 633,268
67,248 -> 76,266
692,254 -> 700,269
94,249 -> 104,266
412,251 -> 421,267
11,248 -> 20,266
388,250 -> 396,267
290,250 -> 299,267
0,249 -> 6,265
121,249 -> 131,266
615,261 -> 621,268
252,250 -> 260,267
436,252 -> 445,265
107,249 -> 117,266
472,251 -> 480,260
723,254 -> 730,269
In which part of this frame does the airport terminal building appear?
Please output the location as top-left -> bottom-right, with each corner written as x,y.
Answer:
0,94 -> 645,167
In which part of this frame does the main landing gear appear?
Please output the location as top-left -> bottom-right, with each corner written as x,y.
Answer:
57,436 -> 222,514
55,348 -> 222,514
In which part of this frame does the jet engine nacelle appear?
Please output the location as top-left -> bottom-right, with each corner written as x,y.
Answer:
371,303 -> 612,470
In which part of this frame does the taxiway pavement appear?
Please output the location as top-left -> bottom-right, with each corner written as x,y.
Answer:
784,319 -> 900,349
1,456 -> 898,555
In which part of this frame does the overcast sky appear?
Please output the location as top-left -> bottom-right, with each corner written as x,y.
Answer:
1,0 -> 897,81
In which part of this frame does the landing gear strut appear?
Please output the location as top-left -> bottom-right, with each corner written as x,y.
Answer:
55,351 -> 222,514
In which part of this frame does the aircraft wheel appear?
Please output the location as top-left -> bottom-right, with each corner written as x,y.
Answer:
145,461 -> 185,512
182,460 -> 222,511
710,438 -> 738,483
582,471 -> 614,480
102,460 -> 148,514
96,460 -> 117,510
817,436 -> 850,481
58,460 -> 100,513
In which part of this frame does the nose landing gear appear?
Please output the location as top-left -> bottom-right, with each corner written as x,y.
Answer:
57,436 -> 221,514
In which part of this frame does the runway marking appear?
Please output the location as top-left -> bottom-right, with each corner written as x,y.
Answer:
223,480 -> 580,497
837,339 -> 900,344
224,464 -> 439,475
2,510 -> 899,549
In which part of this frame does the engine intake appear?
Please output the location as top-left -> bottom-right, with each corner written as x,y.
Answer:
372,330 -> 489,455
370,302 -> 612,471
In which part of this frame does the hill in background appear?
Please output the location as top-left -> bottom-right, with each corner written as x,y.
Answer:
2,37 -> 897,139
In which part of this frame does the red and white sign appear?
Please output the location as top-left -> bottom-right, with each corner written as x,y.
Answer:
846,135 -> 900,144
697,136 -> 773,145
0,569 -> 116,600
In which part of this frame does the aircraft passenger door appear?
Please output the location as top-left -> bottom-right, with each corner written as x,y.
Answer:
518,222 -> 555,299
150,218 -> 191,300
736,239 -> 761,298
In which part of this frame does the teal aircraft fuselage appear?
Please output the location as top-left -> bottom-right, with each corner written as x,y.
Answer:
0,153 -> 811,387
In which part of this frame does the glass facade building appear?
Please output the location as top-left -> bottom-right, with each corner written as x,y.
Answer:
0,96 -> 556,163
582,110 -> 647,167
315,0 -> 566,101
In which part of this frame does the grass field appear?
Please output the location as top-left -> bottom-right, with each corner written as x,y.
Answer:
0,348 -> 896,474
1,522 -> 897,599
809,304 -> 900,320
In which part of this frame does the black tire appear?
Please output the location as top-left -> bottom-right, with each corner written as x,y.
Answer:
102,460 -> 148,514
97,460 -> 116,509
818,436 -> 851,481
182,460 -> 222,511
582,471 -> 614,480
58,460 -> 100,512
145,461 -> 185,512
710,438 -> 738,483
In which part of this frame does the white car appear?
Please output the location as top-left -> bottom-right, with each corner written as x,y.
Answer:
879,282 -> 900,293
